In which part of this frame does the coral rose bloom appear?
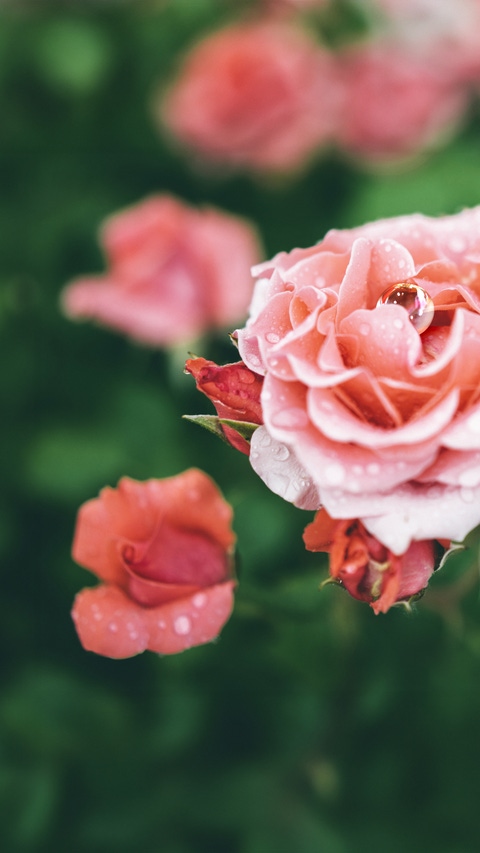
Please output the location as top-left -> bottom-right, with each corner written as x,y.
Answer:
336,42 -> 468,162
71,470 -> 236,658
61,195 -> 261,347
237,207 -> 480,554
159,22 -> 340,173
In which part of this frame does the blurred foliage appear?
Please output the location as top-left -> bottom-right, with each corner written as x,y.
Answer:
2,1 -> 480,852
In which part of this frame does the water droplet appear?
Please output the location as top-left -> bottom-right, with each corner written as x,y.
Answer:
192,593 -> 207,609
93,612 -> 103,622
250,450 -> 259,459
367,463 -> 380,476
352,465 -> 363,475
393,318 -> 403,330
108,622 -> 118,633
129,630 -> 139,641
467,411 -> 480,433
270,358 -> 279,367
272,443 -> 290,461
174,615 -> 191,636
449,236 -> 466,253
460,487 -> 475,504
398,259 -> 406,269
359,323 -> 370,336
266,332 -> 280,344
459,469 -> 480,488
249,354 -> 261,367
157,620 -> 166,629
383,243 -> 392,253
324,463 -> 345,485
258,432 -> 272,448
271,407 -> 309,430
377,282 -> 434,334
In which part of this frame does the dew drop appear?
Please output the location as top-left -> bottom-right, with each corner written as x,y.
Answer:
193,593 -> 207,609
377,282 -> 434,334
367,463 -> 380,476
459,469 -> 480,488
393,318 -> 403,330
270,358 -> 279,367
108,622 -> 118,633
173,615 -> 191,636
359,323 -> 370,336
449,236 -> 466,253
266,332 -> 280,344
467,411 -> 480,433
460,487 -> 475,504
248,354 -> 261,367
93,612 -> 103,622
258,432 -> 272,448
272,443 -> 290,461
157,620 -> 166,629
271,407 -> 309,430
324,463 -> 345,485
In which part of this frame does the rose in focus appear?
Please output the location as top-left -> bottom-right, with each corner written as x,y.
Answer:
237,207 -> 480,554
61,195 -> 261,347
159,22 -> 340,173
304,508 -> 444,613
71,470 -> 236,658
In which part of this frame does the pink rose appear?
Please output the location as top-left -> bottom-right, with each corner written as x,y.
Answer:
61,195 -> 261,347
237,207 -> 480,554
374,0 -> 480,84
335,41 -> 468,162
71,470 -> 236,658
303,508 -> 443,613
159,22 -> 341,173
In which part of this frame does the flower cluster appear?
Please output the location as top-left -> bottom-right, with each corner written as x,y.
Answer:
156,7 -> 478,171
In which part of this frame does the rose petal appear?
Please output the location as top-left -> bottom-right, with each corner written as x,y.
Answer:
144,581 -> 236,654
249,427 -> 320,510
72,586 -> 149,659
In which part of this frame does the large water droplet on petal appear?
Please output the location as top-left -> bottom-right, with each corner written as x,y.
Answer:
173,615 -> 191,636
377,282 -> 434,334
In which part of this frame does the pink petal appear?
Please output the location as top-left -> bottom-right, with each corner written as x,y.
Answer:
144,581 -> 236,654
320,482 -> 480,554
249,427 -> 320,510
71,586 -> 149,659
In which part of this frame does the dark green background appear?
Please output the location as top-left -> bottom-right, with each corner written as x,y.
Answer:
2,2 -> 480,851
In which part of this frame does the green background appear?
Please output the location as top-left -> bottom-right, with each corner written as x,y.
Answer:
2,2 -> 480,851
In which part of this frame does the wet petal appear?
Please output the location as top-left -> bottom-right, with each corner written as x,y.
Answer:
72,586 -> 149,659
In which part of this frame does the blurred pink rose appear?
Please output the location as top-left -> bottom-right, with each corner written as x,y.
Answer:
159,22 -> 341,173
237,207 -> 480,554
71,470 -> 236,658
374,0 -> 480,84
61,195 -> 261,347
336,42 -> 468,162
304,508 -> 443,613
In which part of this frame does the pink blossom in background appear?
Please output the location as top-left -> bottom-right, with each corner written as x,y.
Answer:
237,206 -> 480,554
159,22 -> 341,173
335,42 -> 469,163
61,195 -> 261,347
374,0 -> 480,85
71,470 -> 236,658
304,509 -> 443,613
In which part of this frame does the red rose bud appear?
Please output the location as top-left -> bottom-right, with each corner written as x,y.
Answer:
185,357 -> 263,454
303,508 -> 443,614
